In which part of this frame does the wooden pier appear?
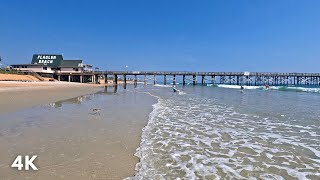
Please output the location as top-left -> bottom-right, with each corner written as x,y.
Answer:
54,71 -> 320,86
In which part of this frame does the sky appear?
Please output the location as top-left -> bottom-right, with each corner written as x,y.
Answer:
1,0 -> 320,72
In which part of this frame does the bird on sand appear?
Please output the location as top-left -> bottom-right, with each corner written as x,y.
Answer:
90,108 -> 101,115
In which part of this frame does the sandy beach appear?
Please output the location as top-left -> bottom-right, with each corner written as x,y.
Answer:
0,81 -> 156,179
0,81 -> 105,115
0,74 -> 42,82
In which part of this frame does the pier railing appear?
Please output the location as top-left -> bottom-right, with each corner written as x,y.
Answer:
95,71 -> 320,76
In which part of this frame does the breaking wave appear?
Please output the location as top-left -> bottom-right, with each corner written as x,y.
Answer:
216,84 -> 320,93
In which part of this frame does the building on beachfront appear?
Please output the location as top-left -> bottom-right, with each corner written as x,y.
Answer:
11,54 -> 93,76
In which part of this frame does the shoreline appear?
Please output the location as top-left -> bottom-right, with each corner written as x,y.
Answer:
128,92 -> 161,179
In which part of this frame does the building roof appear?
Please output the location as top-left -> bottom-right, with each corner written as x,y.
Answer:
11,55 -> 88,68
11,64 -> 44,66
11,60 -> 84,68
58,60 -> 83,67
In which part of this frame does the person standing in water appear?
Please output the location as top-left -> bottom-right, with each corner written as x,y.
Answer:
173,85 -> 177,93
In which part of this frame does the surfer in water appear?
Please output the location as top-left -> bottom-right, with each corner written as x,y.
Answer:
240,85 -> 244,93
265,84 -> 270,89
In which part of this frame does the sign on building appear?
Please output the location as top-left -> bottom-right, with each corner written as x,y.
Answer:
31,54 -> 63,67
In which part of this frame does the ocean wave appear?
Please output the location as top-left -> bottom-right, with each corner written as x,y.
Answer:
178,91 -> 186,95
276,86 -> 320,93
153,84 -> 172,88
217,84 -> 263,90
127,93 -> 320,179
216,84 -> 320,93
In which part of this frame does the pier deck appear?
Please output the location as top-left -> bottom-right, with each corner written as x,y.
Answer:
54,71 -> 320,86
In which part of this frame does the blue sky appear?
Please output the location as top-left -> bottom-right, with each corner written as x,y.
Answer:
1,0 -> 320,72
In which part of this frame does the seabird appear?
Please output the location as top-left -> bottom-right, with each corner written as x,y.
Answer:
90,108 -> 101,115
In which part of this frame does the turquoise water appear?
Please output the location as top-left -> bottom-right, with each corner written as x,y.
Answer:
214,84 -> 320,94
130,84 -> 320,179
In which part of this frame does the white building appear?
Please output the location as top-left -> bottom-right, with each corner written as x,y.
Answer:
11,54 -> 93,75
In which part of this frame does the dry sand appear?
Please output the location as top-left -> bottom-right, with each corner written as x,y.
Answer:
0,74 -> 41,81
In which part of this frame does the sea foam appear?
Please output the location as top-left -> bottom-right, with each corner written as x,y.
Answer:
128,87 -> 320,179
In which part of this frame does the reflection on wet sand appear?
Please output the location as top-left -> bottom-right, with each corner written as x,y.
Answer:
43,86 -> 121,109
0,85 -> 156,180
44,96 -> 91,108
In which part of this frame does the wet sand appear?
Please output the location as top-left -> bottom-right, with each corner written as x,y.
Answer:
0,84 -> 156,179
0,81 -> 105,115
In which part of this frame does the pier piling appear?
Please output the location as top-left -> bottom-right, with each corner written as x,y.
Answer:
193,75 -> 197,85
114,75 -> 118,85
211,75 -> 215,85
134,75 -> 137,84
54,71 -> 320,87
164,75 -> 167,85
105,75 -> 108,84
123,75 -> 127,84
202,75 -> 205,85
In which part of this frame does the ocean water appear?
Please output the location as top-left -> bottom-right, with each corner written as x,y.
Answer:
131,85 -> 320,179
